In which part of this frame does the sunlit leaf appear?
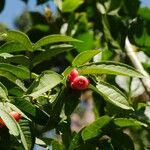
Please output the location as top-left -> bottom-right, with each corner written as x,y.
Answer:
78,61 -> 143,77
27,71 -> 62,98
72,50 -> 100,67
1,30 -> 32,50
34,34 -> 81,50
62,0 -> 84,12
81,115 -> 111,141
90,82 -> 132,110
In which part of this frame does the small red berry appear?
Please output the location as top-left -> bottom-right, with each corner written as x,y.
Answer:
0,118 -> 5,128
10,111 -> 21,122
67,69 -> 79,82
71,76 -> 90,90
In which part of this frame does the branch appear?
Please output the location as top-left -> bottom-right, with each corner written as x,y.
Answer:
125,37 -> 150,95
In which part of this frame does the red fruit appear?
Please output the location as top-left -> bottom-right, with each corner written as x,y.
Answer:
71,76 -> 90,90
0,118 -> 5,128
10,111 -> 21,122
67,69 -> 79,82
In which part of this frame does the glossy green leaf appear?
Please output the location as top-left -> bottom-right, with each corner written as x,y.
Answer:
62,0 -> 84,12
33,34 -> 81,49
12,98 -> 36,117
114,118 -> 147,127
27,71 -> 62,98
0,70 -> 26,91
90,82 -> 132,110
6,102 -> 31,121
18,119 -> 34,150
2,55 -> 30,67
32,44 -> 73,67
0,63 -> 31,79
0,82 -> 8,100
0,107 -> 20,136
2,30 -> 32,50
81,115 -> 111,141
72,50 -> 100,67
0,42 -> 28,54
12,98 -> 49,125
78,61 -> 143,77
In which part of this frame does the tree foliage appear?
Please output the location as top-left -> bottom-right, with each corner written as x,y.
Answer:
0,0 -> 150,149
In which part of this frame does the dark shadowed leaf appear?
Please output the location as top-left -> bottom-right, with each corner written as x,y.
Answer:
32,44 -> 73,67
111,130 -> 134,150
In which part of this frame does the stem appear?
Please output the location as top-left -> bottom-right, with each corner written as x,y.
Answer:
125,37 -> 150,97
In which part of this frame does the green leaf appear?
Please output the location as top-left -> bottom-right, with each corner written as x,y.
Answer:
0,42 -> 28,54
32,44 -> 73,67
78,61 -> 143,77
81,115 -> 111,141
0,70 -> 26,91
128,17 -> 150,48
114,118 -> 147,127
69,131 -> 83,150
110,130 -> 134,150
12,98 -> 49,125
64,90 -> 80,116
0,63 -> 31,79
2,30 -> 32,50
0,107 -> 20,136
90,82 -> 132,110
72,50 -> 100,67
18,119 -> 34,150
6,102 -> 31,121
138,7 -> 150,21
27,71 -> 62,98
52,140 -> 65,150
2,55 -> 30,67
33,34 -> 81,50
62,0 -> 84,12
74,32 -> 94,52
0,82 -> 8,100
98,139 -> 114,150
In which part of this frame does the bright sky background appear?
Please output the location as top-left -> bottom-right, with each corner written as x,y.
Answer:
0,0 -> 150,28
